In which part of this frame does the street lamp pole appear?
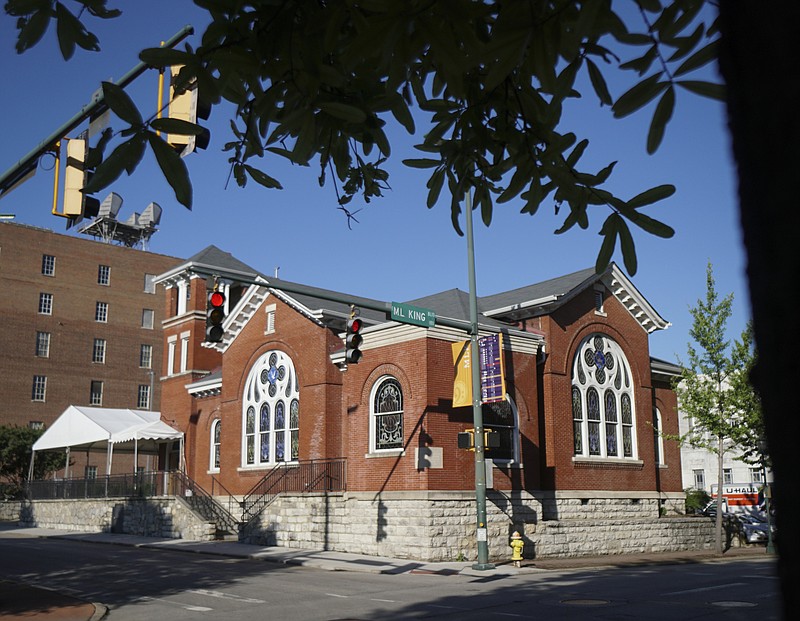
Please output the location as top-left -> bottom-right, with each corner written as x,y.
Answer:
465,188 -> 494,570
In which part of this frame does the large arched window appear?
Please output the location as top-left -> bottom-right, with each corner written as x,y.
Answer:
242,350 -> 300,466
571,334 -> 636,459
370,376 -> 404,452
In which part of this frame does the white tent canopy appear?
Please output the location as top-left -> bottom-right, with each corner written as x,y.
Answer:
30,406 -> 183,479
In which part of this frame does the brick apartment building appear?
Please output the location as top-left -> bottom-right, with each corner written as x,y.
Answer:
154,245 -> 686,560
0,221 -> 180,474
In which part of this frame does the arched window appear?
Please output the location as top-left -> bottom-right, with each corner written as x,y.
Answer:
210,420 -> 221,471
654,408 -> 665,465
242,350 -> 300,466
370,377 -> 403,452
571,334 -> 637,459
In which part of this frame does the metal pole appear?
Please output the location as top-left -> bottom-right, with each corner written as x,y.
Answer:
465,188 -> 494,571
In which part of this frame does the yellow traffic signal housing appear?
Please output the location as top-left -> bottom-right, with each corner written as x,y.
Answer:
457,429 -> 499,451
62,138 -> 99,219
167,66 -> 210,155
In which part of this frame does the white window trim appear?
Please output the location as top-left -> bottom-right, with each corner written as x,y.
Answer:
167,335 -> 177,377
367,376 -> 404,456
179,331 -> 190,373
264,303 -> 276,335
571,334 -> 638,460
209,419 -> 221,473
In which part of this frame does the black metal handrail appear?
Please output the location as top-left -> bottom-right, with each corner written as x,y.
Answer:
240,458 -> 346,523
169,470 -> 240,534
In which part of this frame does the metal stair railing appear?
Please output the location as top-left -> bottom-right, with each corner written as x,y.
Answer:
240,458 -> 346,524
168,470 -> 241,536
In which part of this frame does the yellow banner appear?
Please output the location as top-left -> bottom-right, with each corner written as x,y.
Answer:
452,340 -> 472,407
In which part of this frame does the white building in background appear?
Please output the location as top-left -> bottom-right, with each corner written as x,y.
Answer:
678,403 -> 771,493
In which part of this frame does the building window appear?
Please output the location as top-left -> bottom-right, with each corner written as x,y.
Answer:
32,375 -> 47,402
144,273 -> 156,294
38,292 -> 53,315
265,304 -> 276,334
41,254 -> 55,276
97,264 -> 111,286
571,333 -> 637,459
370,377 -> 404,452
29,421 -> 44,430
210,420 -> 221,471
35,331 -> 51,357
84,466 -> 97,480
90,380 -> 103,406
142,308 -> 154,329
693,469 -> 706,490
179,332 -> 189,373
654,408 -> 665,465
167,335 -> 176,376
137,384 -> 151,409
482,397 -> 519,462
139,344 -> 152,369
723,468 -> 734,484
92,338 -> 106,364
593,286 -> 605,314
95,301 -> 108,323
242,350 -> 300,466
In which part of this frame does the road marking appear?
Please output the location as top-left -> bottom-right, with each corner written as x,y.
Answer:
138,596 -> 213,612
188,589 -> 266,603
325,593 -> 349,598
665,582 -> 747,595
370,598 -> 396,603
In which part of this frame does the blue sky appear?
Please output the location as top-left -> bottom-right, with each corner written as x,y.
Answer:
0,2 -> 749,363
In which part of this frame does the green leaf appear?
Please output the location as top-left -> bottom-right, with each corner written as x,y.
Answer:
318,102 -> 367,124
426,168 -> 445,209
674,40 -> 719,77
617,218 -> 637,275
150,118 -> 206,136
612,73 -> 667,118
15,9 -> 50,53
586,58 -> 613,106
627,184 -> 676,209
566,139 -> 589,168
647,85 -> 675,154
627,212 -> 675,238
83,134 -> 146,194
244,165 -> 283,189
403,158 -> 440,169
596,214 -> 619,272
102,81 -> 143,126
147,132 -> 192,209
676,80 -> 726,102
139,46 -> 193,69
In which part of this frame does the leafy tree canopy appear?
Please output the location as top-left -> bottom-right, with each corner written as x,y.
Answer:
4,0 -> 723,274
0,425 -> 63,497
676,262 -> 763,464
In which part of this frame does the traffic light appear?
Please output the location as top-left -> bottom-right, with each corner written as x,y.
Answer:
167,65 -> 210,156
63,138 -> 100,219
345,313 -> 363,364
206,289 -> 226,343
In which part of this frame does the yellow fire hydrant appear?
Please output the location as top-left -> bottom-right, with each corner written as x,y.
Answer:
510,531 -> 524,567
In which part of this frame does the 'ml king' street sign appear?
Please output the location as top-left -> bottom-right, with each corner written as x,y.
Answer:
390,302 -> 436,328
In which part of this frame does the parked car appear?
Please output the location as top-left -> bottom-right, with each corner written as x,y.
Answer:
729,513 -> 771,544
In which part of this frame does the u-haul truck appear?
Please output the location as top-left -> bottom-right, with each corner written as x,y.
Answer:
710,483 -> 762,514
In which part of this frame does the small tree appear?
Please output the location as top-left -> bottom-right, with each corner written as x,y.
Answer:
0,425 -> 64,498
675,262 -> 762,554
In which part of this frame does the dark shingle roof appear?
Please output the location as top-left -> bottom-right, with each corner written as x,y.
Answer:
479,266 -> 598,314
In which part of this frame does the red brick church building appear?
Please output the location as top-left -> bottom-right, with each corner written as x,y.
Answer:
155,246 -> 686,561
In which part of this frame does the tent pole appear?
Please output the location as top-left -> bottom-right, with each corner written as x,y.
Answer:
27,450 -> 36,482
65,447 -> 70,478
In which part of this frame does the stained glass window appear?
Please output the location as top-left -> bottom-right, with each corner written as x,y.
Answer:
210,420 -> 221,470
242,350 -> 300,466
372,377 -> 403,451
571,333 -> 637,459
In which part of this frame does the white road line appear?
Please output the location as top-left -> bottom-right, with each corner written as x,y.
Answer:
665,582 -> 747,595
188,589 -> 266,603
138,596 -> 213,612
325,593 -> 349,598
370,598 -> 396,603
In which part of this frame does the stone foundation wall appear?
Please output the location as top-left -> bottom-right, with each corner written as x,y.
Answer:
14,497 -> 215,540
244,490 -> 713,562
0,500 -> 21,522
4,490 -> 714,563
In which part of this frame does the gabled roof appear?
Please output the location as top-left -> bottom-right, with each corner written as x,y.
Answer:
481,263 -> 670,334
407,288 -> 511,329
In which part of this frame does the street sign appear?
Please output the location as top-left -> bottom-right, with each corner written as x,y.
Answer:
390,302 -> 436,328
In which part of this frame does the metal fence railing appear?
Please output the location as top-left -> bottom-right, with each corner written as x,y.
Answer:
26,470 -> 182,500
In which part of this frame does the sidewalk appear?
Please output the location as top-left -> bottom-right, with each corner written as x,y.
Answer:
0,523 -> 773,620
